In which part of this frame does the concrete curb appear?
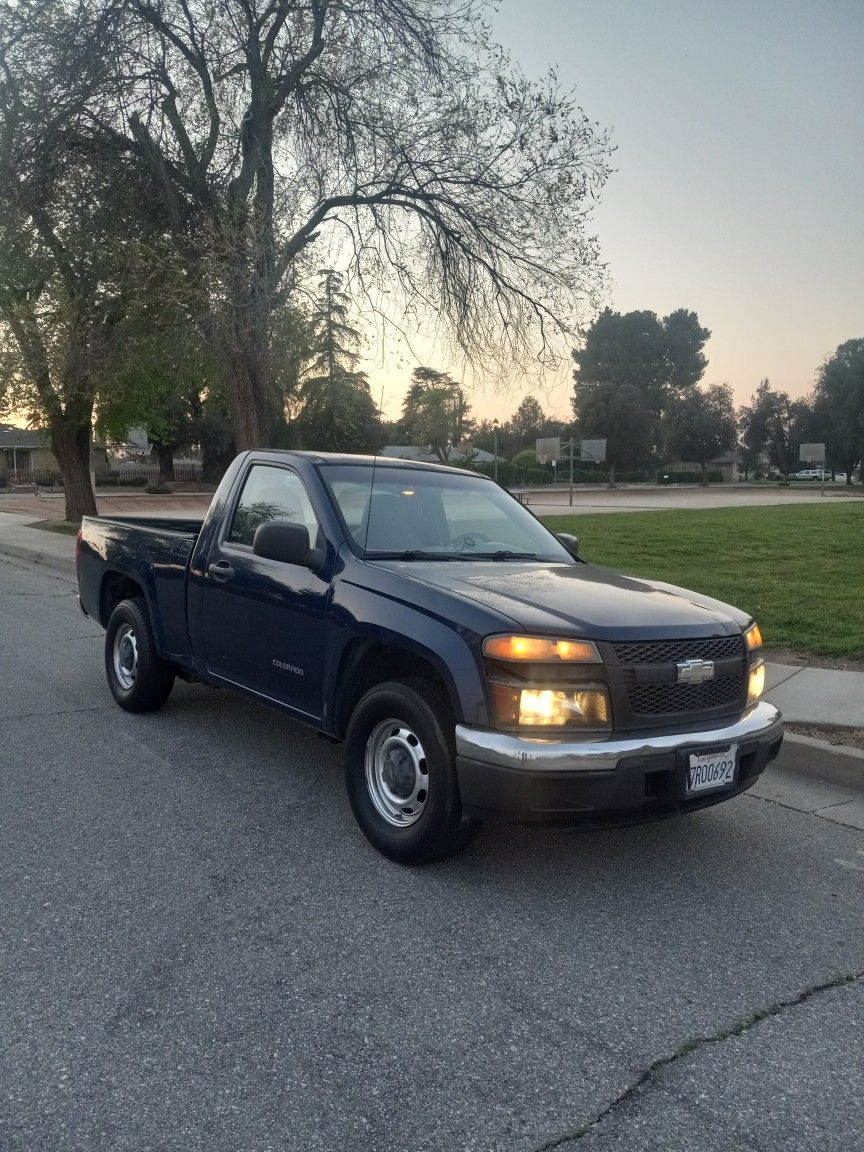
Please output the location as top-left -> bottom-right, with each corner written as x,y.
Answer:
0,539 -> 76,580
773,731 -> 864,794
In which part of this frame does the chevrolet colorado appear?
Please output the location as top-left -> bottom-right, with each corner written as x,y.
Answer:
77,451 -> 783,862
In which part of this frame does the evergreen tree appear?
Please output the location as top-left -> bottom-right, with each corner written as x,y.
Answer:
295,271 -> 379,452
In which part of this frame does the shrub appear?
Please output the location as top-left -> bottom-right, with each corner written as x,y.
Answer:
33,470 -> 63,487
657,470 -> 724,485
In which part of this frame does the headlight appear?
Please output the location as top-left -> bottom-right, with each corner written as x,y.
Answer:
747,660 -> 766,706
483,635 -> 600,663
744,622 -> 763,652
489,682 -> 611,729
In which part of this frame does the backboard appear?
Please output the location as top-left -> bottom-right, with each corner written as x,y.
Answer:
536,436 -> 561,464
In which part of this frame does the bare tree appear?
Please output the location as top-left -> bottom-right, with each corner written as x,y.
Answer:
91,0 -> 611,449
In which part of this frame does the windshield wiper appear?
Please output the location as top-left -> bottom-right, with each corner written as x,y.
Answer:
460,550 -> 540,561
365,550 -> 460,561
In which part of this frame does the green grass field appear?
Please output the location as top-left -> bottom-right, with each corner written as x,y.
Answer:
541,503 -> 864,660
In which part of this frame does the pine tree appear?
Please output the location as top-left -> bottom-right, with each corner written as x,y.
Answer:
296,271 -> 379,451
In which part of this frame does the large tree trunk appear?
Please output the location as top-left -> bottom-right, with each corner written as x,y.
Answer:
221,325 -> 276,451
51,420 -> 96,522
156,444 -> 175,484
700,461 -> 708,486
607,462 -> 616,489
216,216 -> 278,451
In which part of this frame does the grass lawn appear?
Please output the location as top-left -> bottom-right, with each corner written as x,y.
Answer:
27,520 -> 80,535
541,503 -> 864,660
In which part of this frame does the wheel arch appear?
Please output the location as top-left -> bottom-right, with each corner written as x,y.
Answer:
99,569 -> 146,627
331,635 -> 463,740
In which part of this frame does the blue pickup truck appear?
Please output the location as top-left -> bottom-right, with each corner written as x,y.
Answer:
77,451 -> 783,862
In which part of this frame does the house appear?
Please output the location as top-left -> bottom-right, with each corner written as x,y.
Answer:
663,451 -> 740,483
382,443 -> 503,464
0,427 -> 108,482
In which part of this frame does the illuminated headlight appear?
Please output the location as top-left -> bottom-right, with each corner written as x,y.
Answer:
744,622 -> 763,652
747,660 -> 766,706
490,682 -> 611,729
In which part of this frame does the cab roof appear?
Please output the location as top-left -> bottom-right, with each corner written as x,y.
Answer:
248,450 -> 488,478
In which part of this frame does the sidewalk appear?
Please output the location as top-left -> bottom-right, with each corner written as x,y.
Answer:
0,513 -> 77,577
0,488 -> 213,522
2,510 -> 863,734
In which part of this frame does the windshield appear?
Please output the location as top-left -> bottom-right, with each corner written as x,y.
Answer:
319,464 -> 572,562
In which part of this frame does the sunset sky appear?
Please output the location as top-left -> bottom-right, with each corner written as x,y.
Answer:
367,0 -> 863,424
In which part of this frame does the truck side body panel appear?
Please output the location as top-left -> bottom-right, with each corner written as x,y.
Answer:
77,518 -> 200,666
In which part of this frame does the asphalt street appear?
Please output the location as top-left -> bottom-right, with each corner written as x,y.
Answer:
1,557 -> 862,1152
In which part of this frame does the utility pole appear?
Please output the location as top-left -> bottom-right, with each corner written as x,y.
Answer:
569,437 -> 575,506
493,419 -> 499,483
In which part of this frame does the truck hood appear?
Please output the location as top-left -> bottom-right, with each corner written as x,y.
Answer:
375,560 -> 750,640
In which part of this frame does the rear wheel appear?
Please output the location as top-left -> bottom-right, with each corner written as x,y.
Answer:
105,598 -> 175,713
344,678 -> 482,864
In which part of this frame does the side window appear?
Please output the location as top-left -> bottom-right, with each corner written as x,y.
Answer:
227,465 -> 320,548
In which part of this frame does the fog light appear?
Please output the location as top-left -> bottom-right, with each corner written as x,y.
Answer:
747,660 -> 766,706
490,683 -> 610,729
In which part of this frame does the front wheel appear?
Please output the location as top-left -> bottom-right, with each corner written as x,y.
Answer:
344,678 -> 482,864
105,598 -> 175,713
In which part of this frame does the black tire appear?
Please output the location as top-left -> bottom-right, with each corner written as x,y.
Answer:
104,598 -> 175,713
344,678 -> 482,864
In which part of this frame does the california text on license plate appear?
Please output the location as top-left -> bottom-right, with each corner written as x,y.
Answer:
685,745 -> 738,796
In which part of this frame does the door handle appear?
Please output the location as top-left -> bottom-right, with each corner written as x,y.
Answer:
208,560 -> 234,582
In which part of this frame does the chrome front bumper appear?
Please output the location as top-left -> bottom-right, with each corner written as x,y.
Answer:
456,701 -> 782,774
454,702 -> 783,823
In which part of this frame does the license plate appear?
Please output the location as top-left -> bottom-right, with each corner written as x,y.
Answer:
685,745 -> 738,795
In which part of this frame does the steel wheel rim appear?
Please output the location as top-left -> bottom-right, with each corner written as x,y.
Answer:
113,623 -> 139,691
364,718 -> 430,827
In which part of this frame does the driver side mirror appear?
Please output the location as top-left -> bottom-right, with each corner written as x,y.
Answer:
253,520 -> 317,567
556,532 -> 579,558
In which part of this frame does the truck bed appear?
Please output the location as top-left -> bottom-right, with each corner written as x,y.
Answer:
87,514 -> 205,536
77,515 -> 206,665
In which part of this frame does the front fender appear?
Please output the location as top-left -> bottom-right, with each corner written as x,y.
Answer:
323,585 -> 489,735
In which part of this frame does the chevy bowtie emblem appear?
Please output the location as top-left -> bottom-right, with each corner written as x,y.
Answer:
677,658 -> 715,685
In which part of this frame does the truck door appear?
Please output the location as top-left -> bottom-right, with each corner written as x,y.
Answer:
200,462 -> 329,720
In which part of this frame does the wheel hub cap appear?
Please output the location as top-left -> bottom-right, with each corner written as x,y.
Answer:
365,719 -> 430,827
113,623 -> 138,691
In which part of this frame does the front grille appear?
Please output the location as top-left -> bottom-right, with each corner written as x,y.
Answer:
625,675 -> 744,716
611,636 -> 745,665
611,635 -> 748,722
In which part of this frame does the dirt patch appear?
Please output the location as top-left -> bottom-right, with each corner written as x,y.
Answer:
763,646 -> 864,674
786,723 -> 864,752
25,520 -> 79,535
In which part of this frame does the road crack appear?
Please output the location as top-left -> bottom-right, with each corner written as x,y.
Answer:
0,589 -> 72,598
531,970 -> 864,1150
0,704 -> 114,724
